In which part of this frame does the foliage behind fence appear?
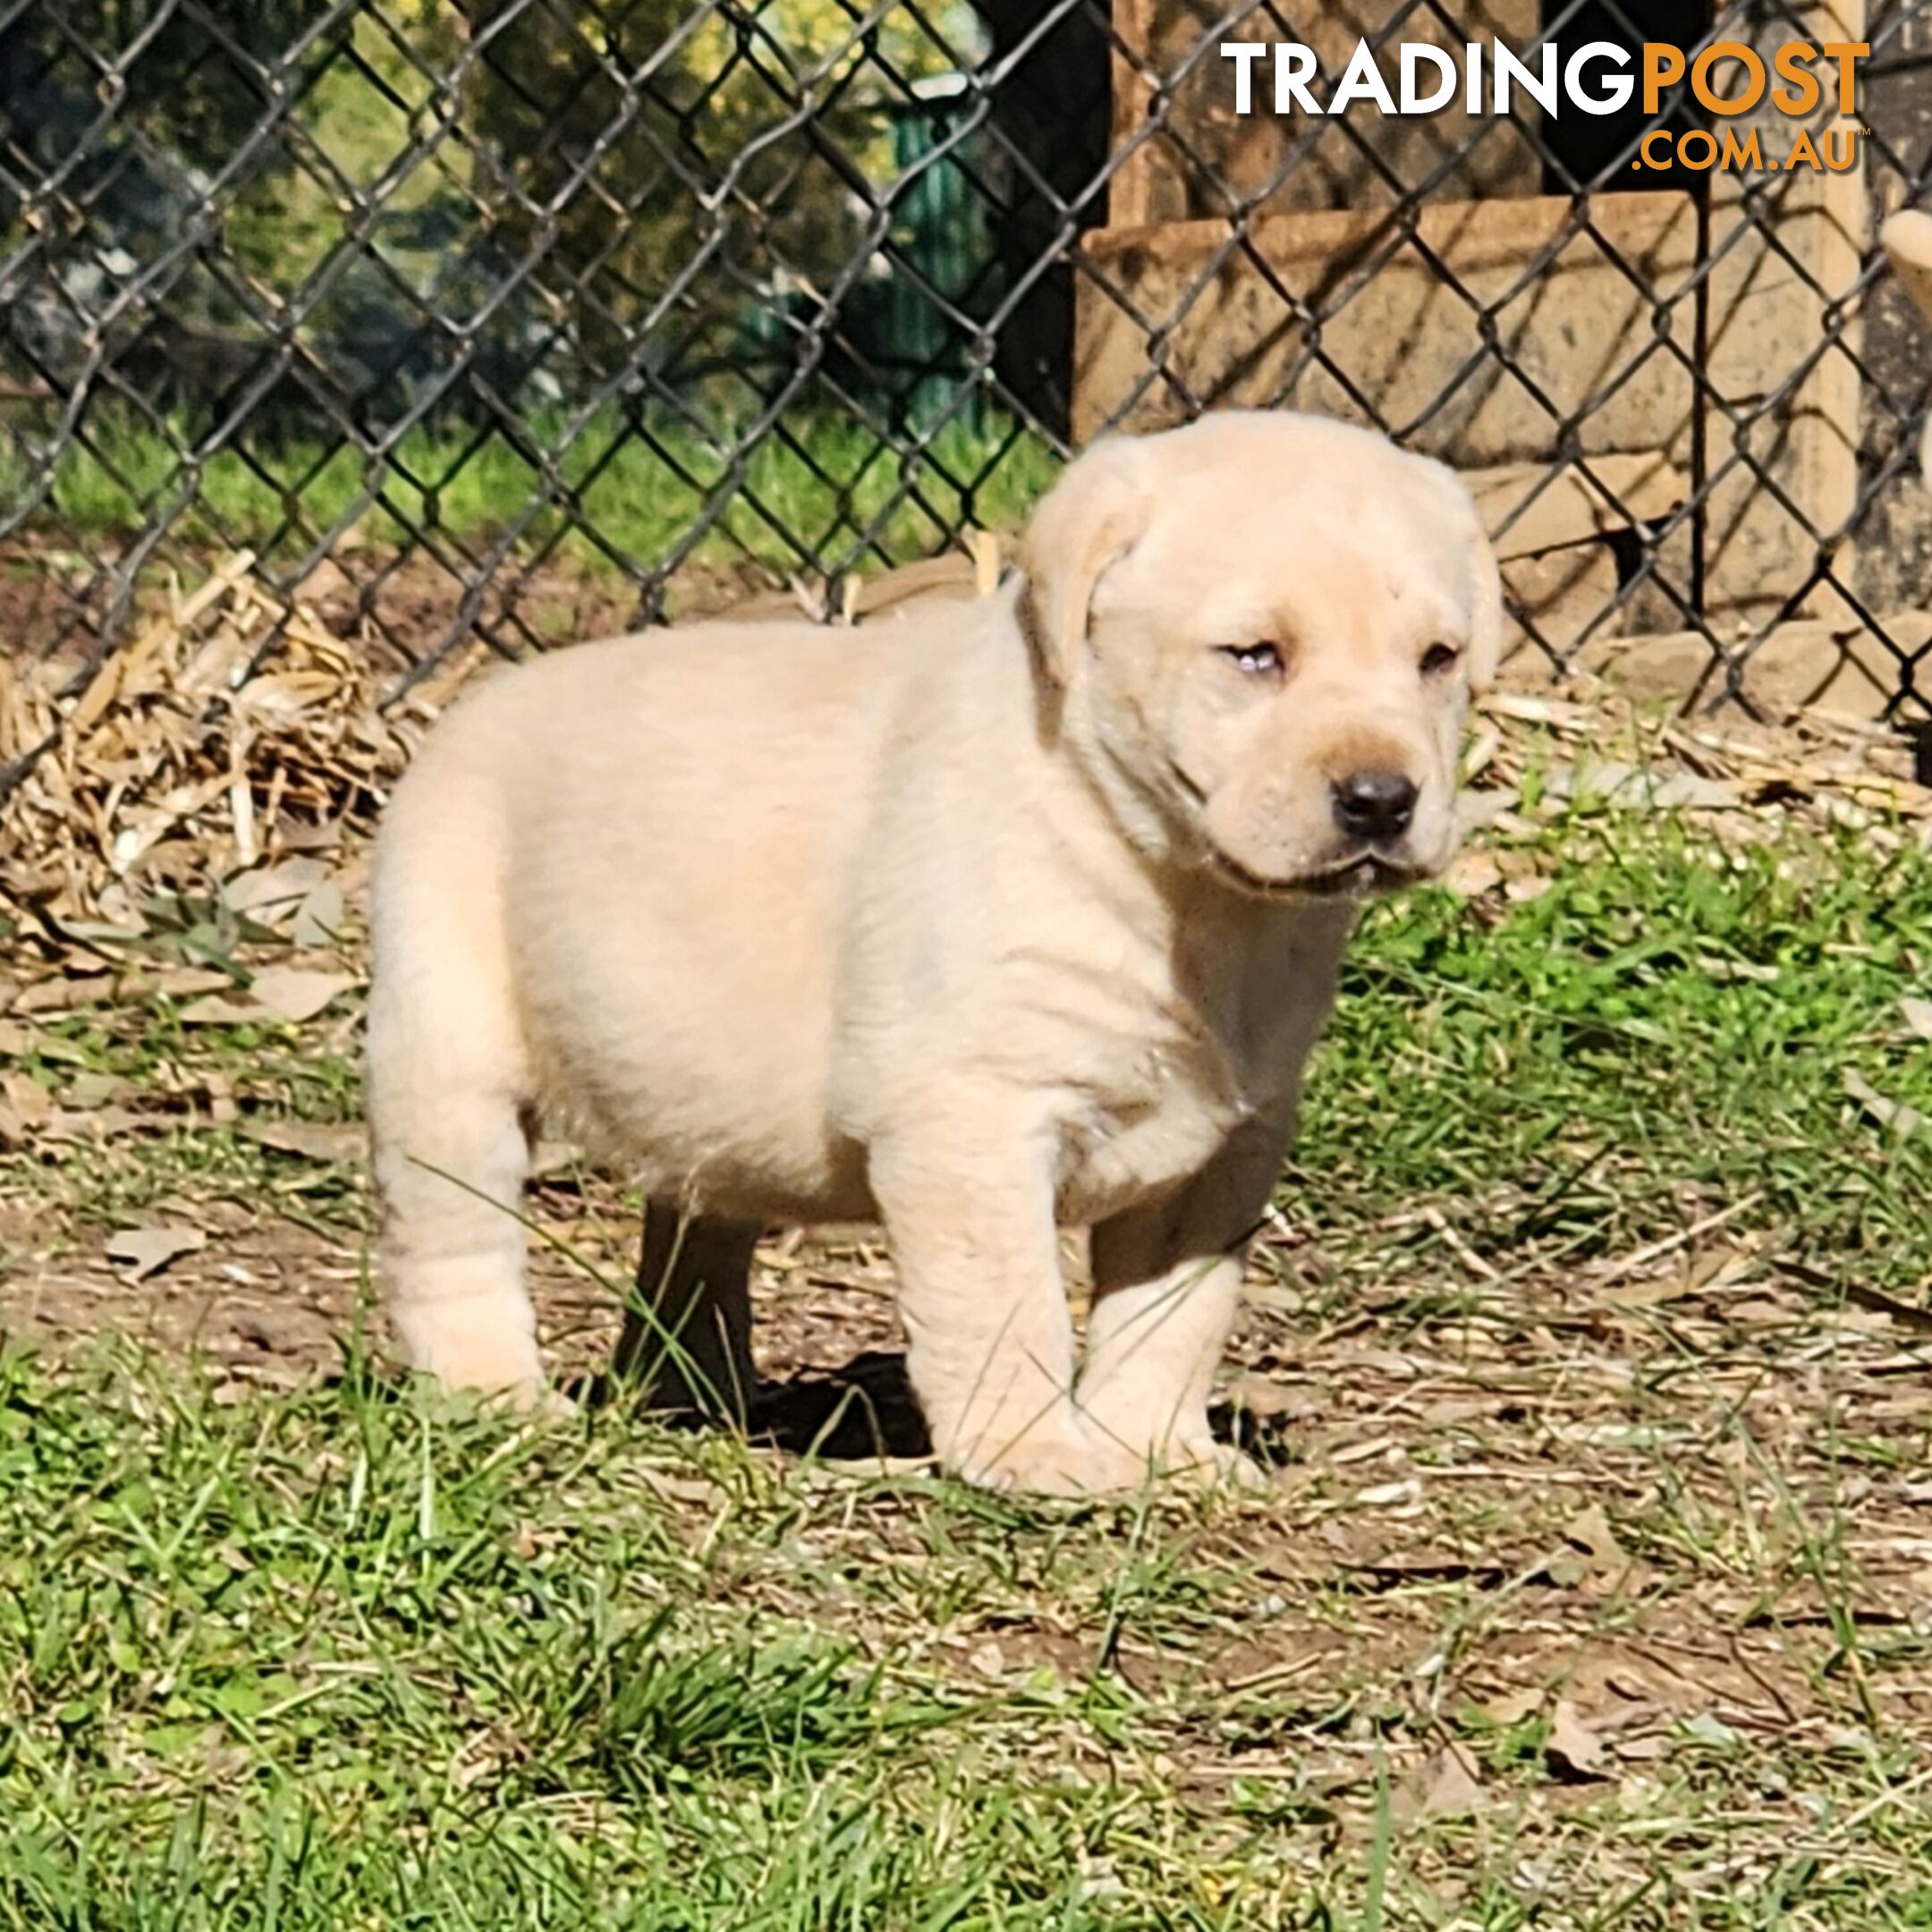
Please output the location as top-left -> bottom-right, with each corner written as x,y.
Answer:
3,1 -> 1931,789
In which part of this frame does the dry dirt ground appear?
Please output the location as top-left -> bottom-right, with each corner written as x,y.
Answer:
4,551 -> 1932,1915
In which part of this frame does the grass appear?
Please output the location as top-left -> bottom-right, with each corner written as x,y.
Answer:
7,1346 -> 1928,1929
5,736 -> 1932,1923
1301,807 -> 1932,1293
0,1362 -> 1320,1928
6,402 -> 1061,587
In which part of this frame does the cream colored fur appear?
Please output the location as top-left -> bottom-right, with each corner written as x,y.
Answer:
365,410 -> 1502,1494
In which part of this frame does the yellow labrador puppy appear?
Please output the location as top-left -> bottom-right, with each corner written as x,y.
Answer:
366,411 -> 1501,1494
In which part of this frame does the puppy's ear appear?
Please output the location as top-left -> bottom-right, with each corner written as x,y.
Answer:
1419,453 -> 1506,694
1466,521 -> 1505,696
1021,437 -> 1153,687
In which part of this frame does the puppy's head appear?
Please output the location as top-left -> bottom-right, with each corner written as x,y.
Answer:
1022,411 -> 1501,900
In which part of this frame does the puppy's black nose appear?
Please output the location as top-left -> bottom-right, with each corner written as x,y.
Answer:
1332,770 -> 1419,841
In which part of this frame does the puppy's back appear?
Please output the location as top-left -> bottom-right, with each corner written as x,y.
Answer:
370,595 -> 1038,1207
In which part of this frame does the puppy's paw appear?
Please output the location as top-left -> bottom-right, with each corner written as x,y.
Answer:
409,1362 -> 573,1424
1074,1414 -> 1273,1496
946,1416 -> 1140,1498
510,1381 -> 580,1425
1161,1436 -> 1272,1495
394,1319 -> 547,1403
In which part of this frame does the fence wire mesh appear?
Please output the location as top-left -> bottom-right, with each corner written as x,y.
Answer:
3,0 -> 1931,799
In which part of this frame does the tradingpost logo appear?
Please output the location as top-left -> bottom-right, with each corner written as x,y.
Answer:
1219,38 -> 1870,174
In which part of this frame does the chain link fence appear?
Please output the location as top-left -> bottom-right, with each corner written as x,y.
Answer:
3,0 -> 1931,798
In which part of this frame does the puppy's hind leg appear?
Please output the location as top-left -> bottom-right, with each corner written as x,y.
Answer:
612,1203 -> 759,1424
366,817 -> 545,1402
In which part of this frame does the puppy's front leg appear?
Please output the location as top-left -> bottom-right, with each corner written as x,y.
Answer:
870,1129 -> 1138,1496
1080,1116 -> 1292,1486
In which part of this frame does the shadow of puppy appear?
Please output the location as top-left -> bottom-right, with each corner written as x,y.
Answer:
572,1347 -> 930,1462
581,1340 -> 1307,1480
748,1351 -> 932,1462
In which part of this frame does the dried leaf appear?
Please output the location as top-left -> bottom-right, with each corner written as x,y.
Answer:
292,879 -> 344,949
13,974 -> 116,1014
1224,1375 -> 1301,1419
1393,1741 -> 1484,1824
47,1105 -> 149,1141
1442,850 -> 1504,899
1482,1685 -> 1545,1727
1563,758 -> 1635,802
106,1223 -> 206,1281
222,857 -> 331,920
248,965 -> 358,1021
1455,787 -> 1519,834
1843,1068 -> 1928,1140
1483,692 -> 1580,727
1354,1479 -> 1421,1507
0,1063 -> 56,1148
181,968 -> 356,1027
62,916 -> 148,945
1461,723 -> 1502,783
1902,996 -> 1932,1041
149,966 -> 241,1000
1563,1504 -> 1630,1578
1546,1700 -> 1609,1780
277,818 -> 344,854
1648,773 -> 1740,810
64,1071 -> 133,1111
240,1118 -> 363,1163
1,1072 -> 54,1129
178,993 -> 267,1026
1593,1275 -> 1698,1311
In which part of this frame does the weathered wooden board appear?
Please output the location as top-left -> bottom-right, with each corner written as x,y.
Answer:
1508,611 -> 1932,719
1073,192 -> 1700,469
1107,0 -> 1543,228
1699,0 -> 1868,624
1472,453 -> 1689,561
1476,453 -> 1691,664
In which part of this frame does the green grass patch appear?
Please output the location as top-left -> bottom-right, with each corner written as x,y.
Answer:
1296,805 -> 1932,1300
0,1355 -> 1339,1928
10,403 -> 1060,582
8,1343 -> 1929,1928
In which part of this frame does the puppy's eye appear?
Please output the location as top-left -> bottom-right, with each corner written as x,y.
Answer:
1420,643 -> 1462,678
1220,642 -> 1284,678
